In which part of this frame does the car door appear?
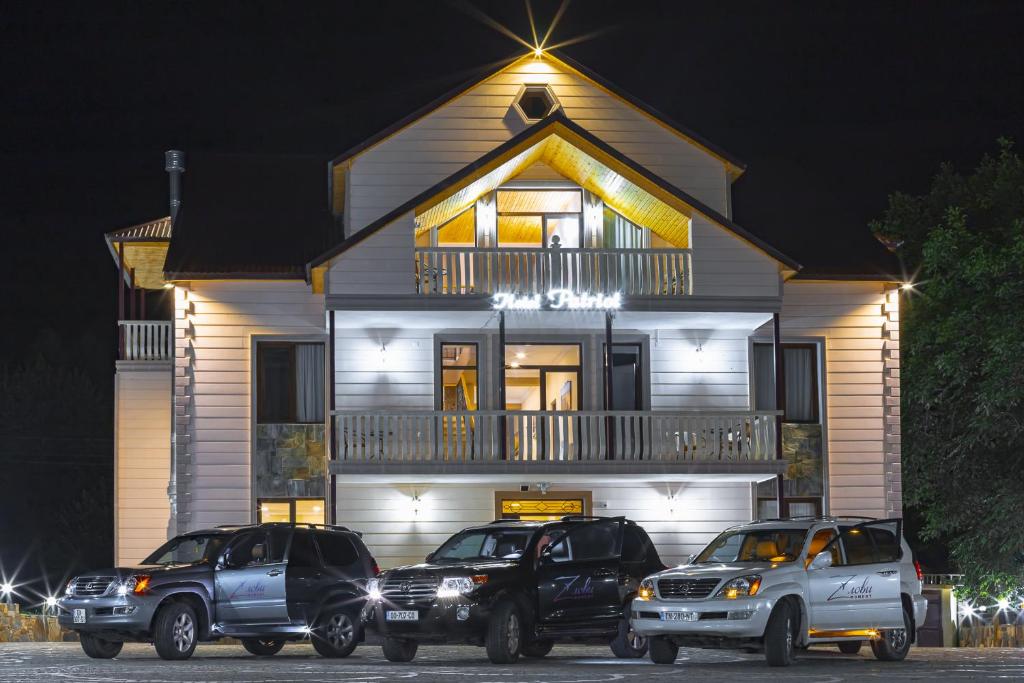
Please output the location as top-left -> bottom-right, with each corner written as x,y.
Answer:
807,519 -> 904,631
285,529 -> 323,623
536,519 -> 624,626
214,529 -> 290,625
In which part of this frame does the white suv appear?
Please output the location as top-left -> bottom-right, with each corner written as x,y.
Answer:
631,517 -> 927,667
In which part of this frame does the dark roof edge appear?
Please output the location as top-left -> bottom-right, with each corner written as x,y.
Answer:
791,272 -> 902,283
327,50 -> 746,174
308,112 -> 799,272
164,270 -> 307,281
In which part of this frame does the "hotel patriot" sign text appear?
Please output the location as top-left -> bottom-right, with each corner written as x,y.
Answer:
492,289 -> 622,311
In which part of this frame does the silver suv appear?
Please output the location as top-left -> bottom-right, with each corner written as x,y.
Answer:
631,517 -> 927,667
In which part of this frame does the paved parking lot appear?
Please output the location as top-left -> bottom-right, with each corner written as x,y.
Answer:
0,642 -> 1021,681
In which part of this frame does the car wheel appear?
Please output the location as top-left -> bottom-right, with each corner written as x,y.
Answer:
609,605 -> 648,658
521,639 -> 554,658
485,600 -> 522,664
381,636 -> 418,662
648,636 -> 679,664
312,608 -> 360,658
764,599 -> 797,667
870,606 -> 911,662
241,638 -> 286,656
79,633 -> 123,659
838,640 -> 862,654
153,601 -> 199,660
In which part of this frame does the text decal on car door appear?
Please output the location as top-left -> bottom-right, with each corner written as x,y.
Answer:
228,580 -> 267,600
827,576 -> 873,601
553,575 -> 595,602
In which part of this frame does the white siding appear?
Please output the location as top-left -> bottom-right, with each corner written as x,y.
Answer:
346,57 -> 730,233
328,214 -> 413,296
690,215 -> 781,298
334,326 -> 434,410
181,281 -> 324,530
115,364 -> 172,565
775,280 -> 896,518
336,481 -> 752,568
649,329 -> 750,410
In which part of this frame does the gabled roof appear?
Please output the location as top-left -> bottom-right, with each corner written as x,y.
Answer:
328,50 -> 747,178
308,112 -> 800,271
105,216 -> 173,289
163,153 -> 338,280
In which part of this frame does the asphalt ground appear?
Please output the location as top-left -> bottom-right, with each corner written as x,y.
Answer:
1,642 -> 1021,681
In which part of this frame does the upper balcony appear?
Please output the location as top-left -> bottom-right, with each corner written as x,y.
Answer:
118,320 -> 173,361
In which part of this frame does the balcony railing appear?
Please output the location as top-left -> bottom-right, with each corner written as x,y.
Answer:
415,247 -> 693,296
118,320 -> 172,361
333,410 -> 776,465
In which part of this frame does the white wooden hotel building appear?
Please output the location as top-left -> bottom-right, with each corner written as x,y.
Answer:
107,52 -> 903,568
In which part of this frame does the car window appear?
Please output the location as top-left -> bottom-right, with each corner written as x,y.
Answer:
142,534 -> 227,566
695,528 -> 807,563
545,520 -> 621,563
836,526 -> 877,565
225,532 -> 271,568
289,530 -> 321,568
315,532 -> 358,567
834,521 -> 903,565
621,526 -> 648,563
268,527 -> 290,563
805,528 -> 840,568
867,525 -> 902,562
432,528 -> 536,562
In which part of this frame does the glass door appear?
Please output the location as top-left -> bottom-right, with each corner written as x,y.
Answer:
504,344 -> 580,460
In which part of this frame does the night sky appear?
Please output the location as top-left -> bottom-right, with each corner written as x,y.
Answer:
2,1 -> 1022,589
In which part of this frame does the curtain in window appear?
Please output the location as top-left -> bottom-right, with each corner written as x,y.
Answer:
295,344 -> 324,423
753,344 -> 776,411
784,347 -> 815,422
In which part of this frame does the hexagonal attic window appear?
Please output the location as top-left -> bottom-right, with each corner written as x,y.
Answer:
513,85 -> 559,122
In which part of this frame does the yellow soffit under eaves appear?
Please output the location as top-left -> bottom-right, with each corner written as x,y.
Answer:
116,241 -> 170,290
414,130 -> 691,248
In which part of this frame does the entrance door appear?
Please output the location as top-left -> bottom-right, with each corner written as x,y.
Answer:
807,519 -> 904,631
504,344 -> 580,461
536,519 -> 624,626
214,530 -> 290,625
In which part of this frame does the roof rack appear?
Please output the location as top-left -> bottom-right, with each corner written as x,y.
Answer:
214,522 -> 362,537
747,515 -> 880,524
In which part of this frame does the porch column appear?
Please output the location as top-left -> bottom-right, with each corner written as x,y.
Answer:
498,311 -> 507,460
129,268 -> 136,319
773,312 -> 786,516
117,241 -> 125,359
328,310 -> 337,525
605,310 -> 615,460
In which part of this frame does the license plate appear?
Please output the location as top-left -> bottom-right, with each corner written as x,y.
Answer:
73,609 -> 86,624
386,610 -> 419,622
661,611 -> 698,622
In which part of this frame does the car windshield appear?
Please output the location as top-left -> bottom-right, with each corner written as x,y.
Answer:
142,534 -> 228,566
431,528 -> 536,562
694,528 -> 807,564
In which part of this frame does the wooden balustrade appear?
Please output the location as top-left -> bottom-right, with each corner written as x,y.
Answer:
415,247 -> 693,296
333,410 -> 776,464
118,320 -> 172,361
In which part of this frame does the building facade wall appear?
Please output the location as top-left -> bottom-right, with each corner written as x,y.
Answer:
114,362 -> 173,565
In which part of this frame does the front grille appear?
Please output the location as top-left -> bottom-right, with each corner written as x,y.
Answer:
381,576 -> 438,601
71,576 -> 116,597
657,577 -> 720,599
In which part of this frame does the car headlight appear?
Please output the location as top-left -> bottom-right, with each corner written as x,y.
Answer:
716,575 -> 762,599
367,578 -> 382,601
437,575 -> 487,598
117,574 -> 151,597
637,578 -> 655,601
64,579 -> 76,597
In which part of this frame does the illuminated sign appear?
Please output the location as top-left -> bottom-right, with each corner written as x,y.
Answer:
492,289 -> 622,311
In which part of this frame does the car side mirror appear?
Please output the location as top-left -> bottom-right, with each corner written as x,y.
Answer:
686,554 -> 696,565
424,553 -> 434,563
809,551 -> 833,570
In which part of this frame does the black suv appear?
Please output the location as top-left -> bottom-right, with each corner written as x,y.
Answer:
363,516 -> 665,663
58,523 -> 378,660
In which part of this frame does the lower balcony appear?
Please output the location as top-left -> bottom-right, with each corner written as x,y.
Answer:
330,410 -> 783,477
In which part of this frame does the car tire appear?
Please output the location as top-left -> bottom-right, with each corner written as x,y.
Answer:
241,638 -> 286,656
609,605 -> 648,658
648,636 -> 679,664
382,636 -> 418,662
764,599 -> 797,667
870,606 -> 912,662
521,638 -> 554,658
485,600 -> 522,664
312,608 -> 360,658
79,633 -> 123,659
152,601 -> 199,660
838,640 -> 862,654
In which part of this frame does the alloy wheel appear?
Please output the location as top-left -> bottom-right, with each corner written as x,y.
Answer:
888,627 -> 907,651
628,628 -> 647,651
507,613 -> 520,653
326,613 -> 355,649
785,617 -> 793,652
172,613 -> 194,652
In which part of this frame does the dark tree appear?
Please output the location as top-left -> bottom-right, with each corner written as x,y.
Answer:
872,140 -> 1024,594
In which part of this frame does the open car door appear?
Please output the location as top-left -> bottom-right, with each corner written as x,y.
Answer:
536,518 -> 624,627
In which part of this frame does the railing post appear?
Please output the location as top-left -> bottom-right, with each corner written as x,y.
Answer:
773,313 -> 786,516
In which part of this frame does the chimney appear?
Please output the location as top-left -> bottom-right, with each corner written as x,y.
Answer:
164,150 -> 186,221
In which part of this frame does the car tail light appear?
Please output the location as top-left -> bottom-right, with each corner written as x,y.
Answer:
913,559 -> 923,582
371,559 -> 380,576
